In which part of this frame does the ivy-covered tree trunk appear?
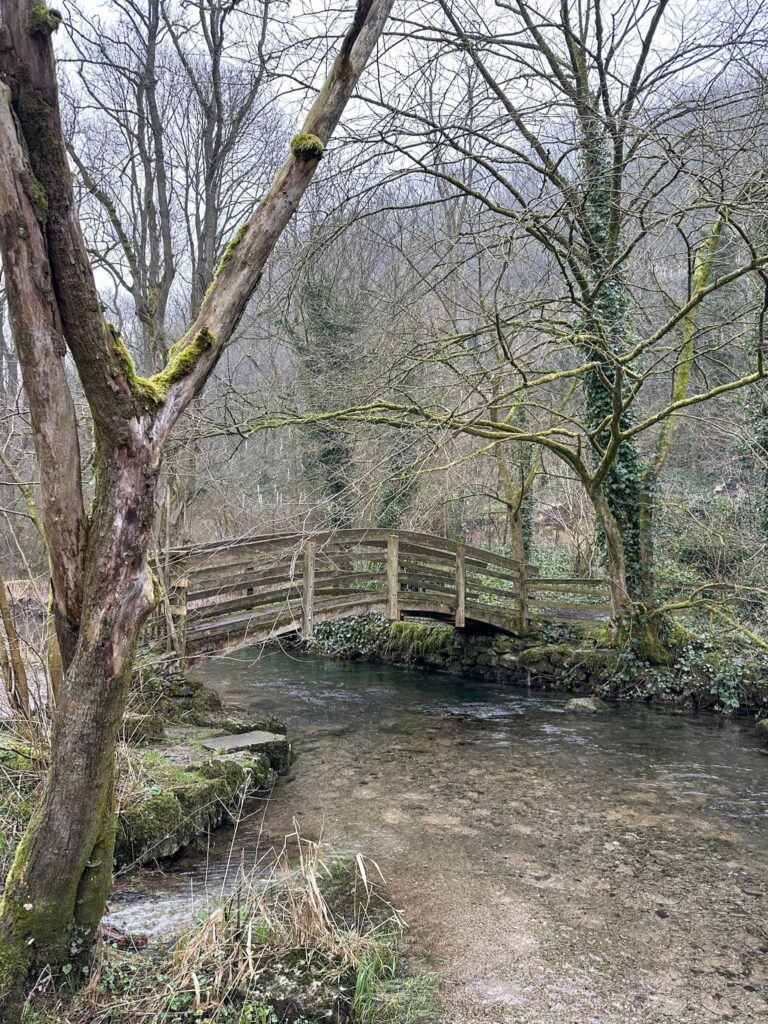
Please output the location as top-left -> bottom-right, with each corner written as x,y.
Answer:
294,279 -> 357,527
580,123 -> 646,607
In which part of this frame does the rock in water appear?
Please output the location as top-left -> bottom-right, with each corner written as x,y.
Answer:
564,696 -> 608,714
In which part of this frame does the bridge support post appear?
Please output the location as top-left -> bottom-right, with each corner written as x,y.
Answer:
518,564 -> 529,633
455,544 -> 466,628
386,533 -> 399,620
302,541 -> 316,639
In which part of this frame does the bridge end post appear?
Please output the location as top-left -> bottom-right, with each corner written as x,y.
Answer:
455,544 -> 466,628
166,553 -> 189,661
302,541 -> 316,639
386,533 -> 400,621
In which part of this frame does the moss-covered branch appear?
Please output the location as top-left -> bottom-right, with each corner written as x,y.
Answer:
111,326 -> 216,407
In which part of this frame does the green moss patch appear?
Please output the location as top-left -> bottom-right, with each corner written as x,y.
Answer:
290,132 -> 325,161
28,3 -> 62,34
114,753 -> 271,869
111,326 -> 215,406
387,621 -> 454,660
120,713 -> 165,745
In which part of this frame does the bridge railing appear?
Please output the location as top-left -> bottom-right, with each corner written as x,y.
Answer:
141,529 -> 611,656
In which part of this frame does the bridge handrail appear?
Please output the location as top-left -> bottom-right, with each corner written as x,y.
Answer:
163,528 -> 537,575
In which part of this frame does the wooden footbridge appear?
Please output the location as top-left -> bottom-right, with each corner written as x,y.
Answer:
143,529 -> 612,658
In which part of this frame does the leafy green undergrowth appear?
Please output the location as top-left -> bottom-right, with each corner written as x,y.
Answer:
23,839 -> 438,1024
311,614 -> 455,663
598,621 -> 768,713
310,613 -> 391,657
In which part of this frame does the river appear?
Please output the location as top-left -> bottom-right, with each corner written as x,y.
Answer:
108,647 -> 768,1023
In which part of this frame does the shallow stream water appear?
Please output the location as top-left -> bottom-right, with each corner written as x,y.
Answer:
108,648 -> 768,1023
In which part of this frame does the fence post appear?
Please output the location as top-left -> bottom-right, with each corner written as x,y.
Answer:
386,533 -> 400,621
167,557 -> 189,659
455,544 -> 466,628
302,541 -> 316,639
518,563 -> 529,633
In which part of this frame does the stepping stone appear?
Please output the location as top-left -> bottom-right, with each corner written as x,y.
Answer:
201,730 -> 291,770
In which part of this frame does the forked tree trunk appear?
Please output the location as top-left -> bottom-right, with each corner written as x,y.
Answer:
0,3 -> 393,1016
0,445 -> 158,1015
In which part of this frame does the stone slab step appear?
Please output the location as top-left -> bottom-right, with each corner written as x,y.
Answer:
201,730 -> 291,770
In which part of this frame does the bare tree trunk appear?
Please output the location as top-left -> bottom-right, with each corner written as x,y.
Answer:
0,574 -> 29,718
494,442 -> 533,564
590,489 -> 633,628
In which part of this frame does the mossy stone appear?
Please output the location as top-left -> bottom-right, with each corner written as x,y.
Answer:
115,792 -> 187,866
121,713 -> 165,745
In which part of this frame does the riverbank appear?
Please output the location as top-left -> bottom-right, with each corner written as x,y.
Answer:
306,614 -> 768,729
0,659 -> 438,1024
0,661 -> 291,882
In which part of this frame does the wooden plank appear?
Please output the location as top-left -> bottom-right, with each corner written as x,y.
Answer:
528,600 -> 613,615
387,533 -> 399,621
188,568 -> 385,604
455,545 -> 466,628
518,566 -> 528,632
396,567 -> 454,587
464,580 -> 518,601
464,561 -> 521,586
188,564 -> 298,599
187,587 -> 302,624
187,556 -> 297,586
187,589 -> 389,638
530,577 -> 609,588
